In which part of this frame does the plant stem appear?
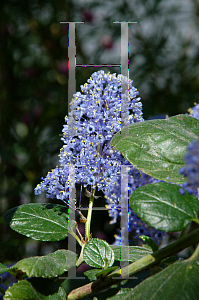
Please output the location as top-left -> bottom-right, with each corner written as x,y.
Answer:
67,228 -> 199,300
85,188 -> 96,240
188,243 -> 199,262
76,245 -> 85,268
69,230 -> 83,247
193,218 -> 199,225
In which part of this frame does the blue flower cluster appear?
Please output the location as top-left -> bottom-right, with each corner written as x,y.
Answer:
35,70 -> 143,201
179,103 -> 199,197
35,70 -> 164,243
179,139 -> 199,196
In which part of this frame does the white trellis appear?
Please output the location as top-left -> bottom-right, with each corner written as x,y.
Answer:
59,21 -> 137,279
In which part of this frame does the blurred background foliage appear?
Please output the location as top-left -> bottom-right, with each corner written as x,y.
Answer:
1,0 -> 199,276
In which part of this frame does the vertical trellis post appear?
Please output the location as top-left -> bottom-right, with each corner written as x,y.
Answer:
59,21 -> 137,280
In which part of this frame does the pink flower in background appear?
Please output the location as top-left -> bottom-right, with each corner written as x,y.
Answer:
82,9 -> 94,23
101,35 -> 113,49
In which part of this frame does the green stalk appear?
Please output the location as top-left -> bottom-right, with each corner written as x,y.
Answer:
188,243 -> 199,262
192,218 -> 199,225
69,230 -> 83,247
67,228 -> 199,300
76,245 -> 85,268
85,188 -> 96,240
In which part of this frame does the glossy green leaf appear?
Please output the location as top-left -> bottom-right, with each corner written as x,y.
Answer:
124,261 -> 199,300
111,245 -> 152,262
110,114 -> 199,183
84,266 -> 118,281
9,250 -> 76,278
129,182 -> 199,232
83,238 -> 114,269
84,269 -> 100,281
139,235 -> 159,252
4,278 -> 66,300
0,263 -> 8,274
95,266 -> 118,278
3,203 -> 75,241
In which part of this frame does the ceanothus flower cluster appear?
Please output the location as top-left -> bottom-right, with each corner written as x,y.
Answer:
179,103 -> 199,197
35,71 -> 143,200
35,71 -> 143,199
35,70 -> 164,243
179,139 -> 199,195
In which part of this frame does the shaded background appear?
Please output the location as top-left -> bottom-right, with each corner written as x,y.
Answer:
1,0 -> 199,293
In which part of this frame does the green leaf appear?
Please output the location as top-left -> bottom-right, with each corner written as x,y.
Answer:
0,263 -> 8,274
111,245 -> 152,262
129,182 -> 199,232
84,266 -> 118,281
4,278 -> 66,300
110,114 -> 199,183
139,235 -> 159,252
3,203 -> 76,241
95,266 -> 118,278
84,269 -> 100,281
124,260 -> 199,300
9,250 -> 77,278
83,238 -> 114,269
